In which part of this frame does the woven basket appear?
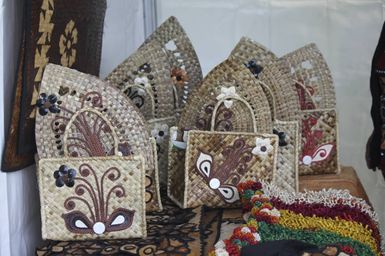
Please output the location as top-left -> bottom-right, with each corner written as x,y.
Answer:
175,130 -> 278,208
230,37 -> 277,68
229,37 -> 299,121
178,59 -> 272,133
105,40 -> 176,120
298,109 -> 340,175
144,16 -> 203,109
148,116 -> 176,185
278,43 -> 336,110
38,156 -> 146,240
35,64 -> 162,211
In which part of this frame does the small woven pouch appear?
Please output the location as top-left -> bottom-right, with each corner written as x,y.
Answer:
38,155 -> 146,240
36,64 -> 162,211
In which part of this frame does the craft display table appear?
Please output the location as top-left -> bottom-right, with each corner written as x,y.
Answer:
299,166 -> 370,203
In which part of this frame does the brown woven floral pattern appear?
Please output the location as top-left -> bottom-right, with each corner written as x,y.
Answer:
298,109 -> 339,175
38,156 -> 146,240
2,0 -> 106,171
36,192 -> 213,255
183,130 -> 278,208
35,64 -> 162,211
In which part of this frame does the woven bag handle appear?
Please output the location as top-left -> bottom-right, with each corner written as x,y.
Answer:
292,79 -> 317,108
63,108 -> 120,157
256,80 -> 277,121
210,96 -> 258,133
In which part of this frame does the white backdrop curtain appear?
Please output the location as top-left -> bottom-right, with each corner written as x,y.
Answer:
156,0 -> 385,233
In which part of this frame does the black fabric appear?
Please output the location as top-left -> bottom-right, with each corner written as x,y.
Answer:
240,240 -> 320,256
367,21 -> 385,178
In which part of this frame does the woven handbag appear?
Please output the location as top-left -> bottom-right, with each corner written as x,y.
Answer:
35,64 -> 162,211
143,16 -> 203,110
38,156 -> 146,240
182,130 -> 278,208
224,42 -> 300,191
278,43 -> 336,110
178,59 -> 273,133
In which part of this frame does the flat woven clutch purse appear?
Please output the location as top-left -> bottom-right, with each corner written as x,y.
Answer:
38,156 -> 146,241
35,64 -> 162,211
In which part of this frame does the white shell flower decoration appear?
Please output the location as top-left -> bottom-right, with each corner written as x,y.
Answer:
134,76 -> 151,88
216,86 -> 239,108
151,123 -> 169,144
215,240 -> 226,249
251,138 -> 273,158
215,248 -> 229,256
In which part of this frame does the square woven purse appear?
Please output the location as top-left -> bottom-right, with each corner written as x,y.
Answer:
38,156 -> 146,240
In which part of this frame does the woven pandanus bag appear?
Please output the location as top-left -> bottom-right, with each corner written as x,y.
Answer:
278,44 -> 340,175
106,16 -> 202,185
35,64 -> 162,211
38,156 -> 146,240
230,38 -> 301,191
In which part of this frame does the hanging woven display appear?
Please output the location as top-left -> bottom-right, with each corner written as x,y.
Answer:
35,64 -> 162,212
2,0 -> 107,171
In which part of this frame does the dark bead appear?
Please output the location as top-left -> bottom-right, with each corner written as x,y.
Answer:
59,165 -> 68,174
55,178 -> 64,187
49,105 -> 60,113
48,94 -> 57,103
40,93 -> 47,99
53,170 -> 60,179
36,98 -> 45,107
66,180 -> 75,187
39,107 -> 48,116
68,169 -> 76,178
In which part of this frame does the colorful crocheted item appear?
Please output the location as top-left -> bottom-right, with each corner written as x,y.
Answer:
210,181 -> 383,256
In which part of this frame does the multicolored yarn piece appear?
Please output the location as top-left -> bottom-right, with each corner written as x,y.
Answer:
210,181 -> 383,256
